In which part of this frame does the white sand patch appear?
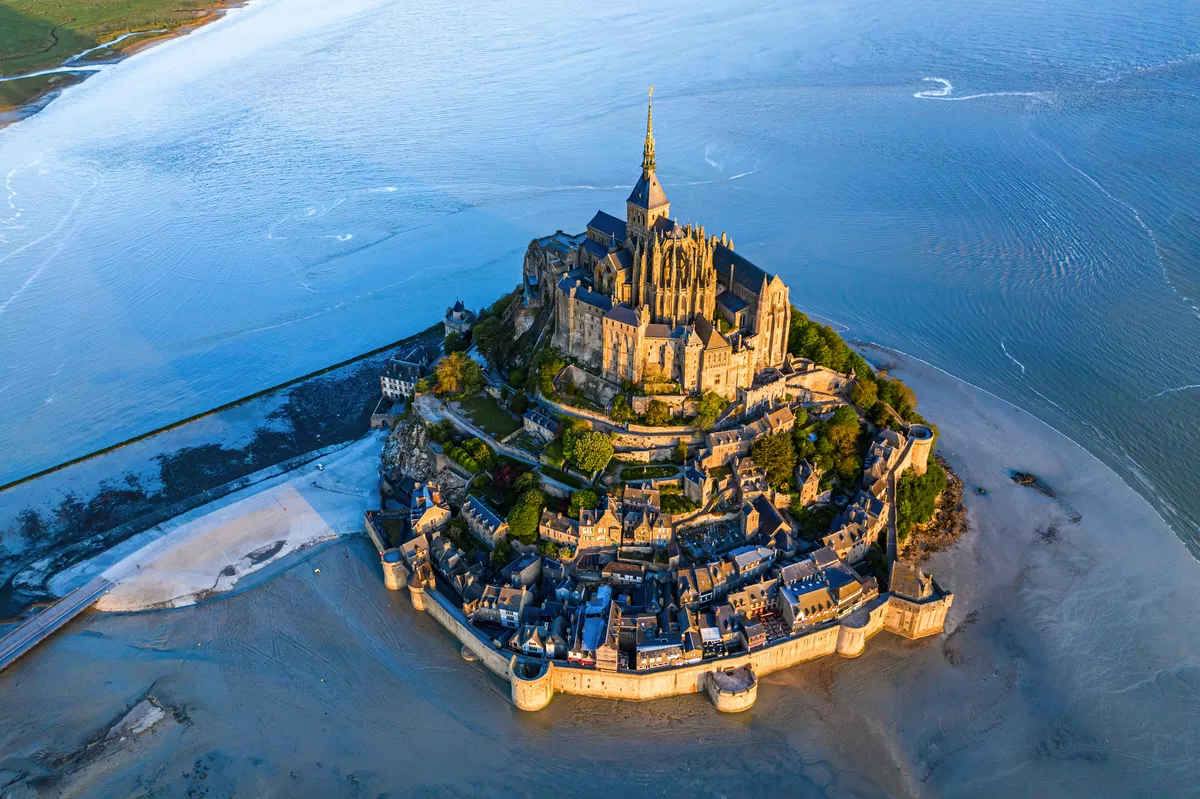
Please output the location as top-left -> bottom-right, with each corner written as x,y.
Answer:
80,432 -> 384,612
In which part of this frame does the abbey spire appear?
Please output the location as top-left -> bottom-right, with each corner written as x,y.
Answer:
627,86 -> 670,236
642,85 -> 656,176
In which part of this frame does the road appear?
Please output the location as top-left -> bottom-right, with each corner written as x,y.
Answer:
0,575 -> 112,672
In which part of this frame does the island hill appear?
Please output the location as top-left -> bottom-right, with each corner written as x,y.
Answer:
365,93 -> 962,712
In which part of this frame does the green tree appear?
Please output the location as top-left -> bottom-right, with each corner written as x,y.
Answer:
673,439 -> 688,464
645,399 -> 670,426
750,432 -> 797,489
514,470 -> 541,494
694,391 -> 726,431
568,488 -> 600,519
562,419 -> 590,463
443,330 -> 469,353
533,347 -> 566,398
570,431 -> 614,473
434,352 -> 483,396
473,316 -> 513,367
609,394 -> 633,424
850,378 -> 877,409
491,539 -> 514,566
896,461 -> 947,538
508,391 -> 530,415
506,489 -> 544,545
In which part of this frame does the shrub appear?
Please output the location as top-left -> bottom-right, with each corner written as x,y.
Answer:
694,391 -> 726,431
645,399 -> 670,426
508,390 -> 530,415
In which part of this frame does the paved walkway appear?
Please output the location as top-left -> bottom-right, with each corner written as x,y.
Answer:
0,575 -> 112,672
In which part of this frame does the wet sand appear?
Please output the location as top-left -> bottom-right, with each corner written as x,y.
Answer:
1,351 -> 1197,797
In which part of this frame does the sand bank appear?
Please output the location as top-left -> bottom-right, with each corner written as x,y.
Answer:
0,351 -> 1197,797
54,431 -> 384,612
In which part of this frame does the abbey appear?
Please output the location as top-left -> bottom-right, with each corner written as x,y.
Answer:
524,90 -> 791,399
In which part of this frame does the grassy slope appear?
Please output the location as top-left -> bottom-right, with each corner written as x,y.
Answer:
0,0 -> 228,108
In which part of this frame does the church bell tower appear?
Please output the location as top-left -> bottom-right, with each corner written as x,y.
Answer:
626,87 -> 670,239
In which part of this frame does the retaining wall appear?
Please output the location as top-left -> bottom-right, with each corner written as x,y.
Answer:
402,576 -> 952,711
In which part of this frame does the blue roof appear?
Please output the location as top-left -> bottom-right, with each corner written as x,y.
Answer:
524,408 -> 559,430
605,304 -> 641,327
586,211 -> 627,244
716,291 -> 749,314
557,277 -> 614,312
713,243 -> 772,293
463,496 -> 505,528
581,238 -> 608,259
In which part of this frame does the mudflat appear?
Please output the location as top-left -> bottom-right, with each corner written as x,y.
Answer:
1,350 -> 1195,797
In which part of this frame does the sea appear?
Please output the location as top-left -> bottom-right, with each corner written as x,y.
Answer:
0,0 -> 1197,554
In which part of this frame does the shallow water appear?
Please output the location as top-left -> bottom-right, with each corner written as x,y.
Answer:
0,0 -> 1198,550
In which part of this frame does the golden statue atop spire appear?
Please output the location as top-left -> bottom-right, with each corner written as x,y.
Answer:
642,86 -> 656,176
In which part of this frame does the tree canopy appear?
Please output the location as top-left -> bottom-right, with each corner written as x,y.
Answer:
568,488 -> 600,519
532,347 -> 566,398
570,431 -> 614,473
506,489 -> 544,545
473,315 -> 514,368
442,330 -> 469,354
750,432 -> 797,489
644,399 -> 670,426
693,391 -> 726,431
434,352 -> 483,397
896,461 -> 947,539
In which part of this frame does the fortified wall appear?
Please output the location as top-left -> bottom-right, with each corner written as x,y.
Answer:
367,514 -> 951,713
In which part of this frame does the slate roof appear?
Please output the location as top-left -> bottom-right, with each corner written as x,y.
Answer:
713,243 -> 772,293
716,290 -> 750,314
581,237 -> 608,259
628,171 -> 668,210
644,323 -> 678,339
558,277 -> 614,312
383,359 -> 423,382
586,211 -> 627,244
605,303 -> 641,327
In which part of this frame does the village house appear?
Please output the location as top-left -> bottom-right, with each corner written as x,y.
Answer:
578,500 -> 622,550
407,480 -> 451,535
522,407 -> 561,442
794,459 -> 823,506
682,460 -> 712,505
538,509 -> 580,547
735,457 -> 769,501
471,584 -> 533,629
460,496 -> 509,550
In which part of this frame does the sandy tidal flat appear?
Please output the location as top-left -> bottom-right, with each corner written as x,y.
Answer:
0,355 -> 1197,797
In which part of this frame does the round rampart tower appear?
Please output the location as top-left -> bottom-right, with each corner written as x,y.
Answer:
407,572 -> 429,612
907,424 -> 935,476
381,549 -> 408,591
510,657 -> 555,711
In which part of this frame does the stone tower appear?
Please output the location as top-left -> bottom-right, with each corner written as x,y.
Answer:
626,87 -> 671,239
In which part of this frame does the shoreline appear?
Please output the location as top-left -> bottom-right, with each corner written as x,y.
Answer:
849,338 -> 1199,560
0,1 -> 248,130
